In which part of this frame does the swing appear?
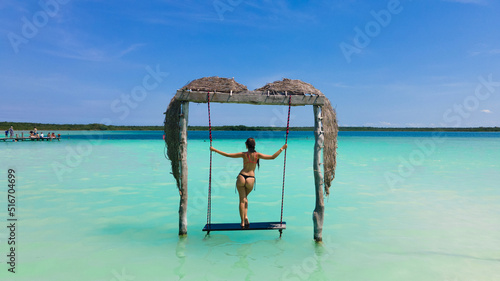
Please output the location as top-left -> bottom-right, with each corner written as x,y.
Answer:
203,93 -> 291,237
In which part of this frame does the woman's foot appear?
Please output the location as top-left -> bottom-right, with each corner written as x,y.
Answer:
244,218 -> 250,228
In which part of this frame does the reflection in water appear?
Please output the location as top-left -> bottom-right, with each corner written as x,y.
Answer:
174,236 -> 187,279
200,235 -> 288,280
233,243 -> 253,280
280,238 -> 337,280
309,241 -> 329,280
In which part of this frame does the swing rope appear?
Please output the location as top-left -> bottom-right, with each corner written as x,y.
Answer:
206,93 -> 291,233
207,92 -> 213,228
280,95 -> 291,225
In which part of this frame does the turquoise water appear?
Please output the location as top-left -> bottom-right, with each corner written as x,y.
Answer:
1,131 -> 499,281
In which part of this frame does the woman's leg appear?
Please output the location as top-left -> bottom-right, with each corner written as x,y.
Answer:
243,178 -> 255,226
236,175 -> 247,227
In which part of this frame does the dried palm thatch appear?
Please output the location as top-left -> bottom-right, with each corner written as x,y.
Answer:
322,99 -> 338,196
182,76 -> 248,93
255,78 -> 323,96
164,96 -> 182,190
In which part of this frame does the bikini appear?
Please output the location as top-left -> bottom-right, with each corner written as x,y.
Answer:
238,173 -> 254,180
244,152 -> 258,164
237,152 -> 257,189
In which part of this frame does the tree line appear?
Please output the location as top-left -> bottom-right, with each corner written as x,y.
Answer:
2,122 -> 499,132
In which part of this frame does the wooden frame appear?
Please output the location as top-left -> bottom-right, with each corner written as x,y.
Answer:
174,90 -> 325,106
173,91 -> 327,241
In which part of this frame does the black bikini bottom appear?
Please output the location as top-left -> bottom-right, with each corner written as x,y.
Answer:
238,173 -> 255,180
237,173 -> 256,192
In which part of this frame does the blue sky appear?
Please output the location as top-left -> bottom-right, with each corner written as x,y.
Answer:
1,0 -> 499,127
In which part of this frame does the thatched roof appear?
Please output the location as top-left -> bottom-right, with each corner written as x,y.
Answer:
182,76 -> 247,93
255,78 -> 324,96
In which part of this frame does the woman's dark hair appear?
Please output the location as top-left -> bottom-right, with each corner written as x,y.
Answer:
245,138 -> 256,152
245,138 -> 259,169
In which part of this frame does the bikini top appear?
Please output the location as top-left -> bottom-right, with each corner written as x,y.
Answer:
244,152 -> 258,164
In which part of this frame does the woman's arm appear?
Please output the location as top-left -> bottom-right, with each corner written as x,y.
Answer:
258,144 -> 288,160
210,147 -> 244,158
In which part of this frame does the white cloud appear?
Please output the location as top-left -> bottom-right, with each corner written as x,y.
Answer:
330,82 -> 351,88
40,41 -> 145,62
405,123 -> 426,128
469,48 -> 500,57
363,121 -> 398,127
116,44 -> 146,58
481,109 -> 492,114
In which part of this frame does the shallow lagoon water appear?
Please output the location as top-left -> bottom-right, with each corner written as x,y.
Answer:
0,131 -> 499,281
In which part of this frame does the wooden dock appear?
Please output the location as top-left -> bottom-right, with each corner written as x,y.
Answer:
0,137 -> 61,142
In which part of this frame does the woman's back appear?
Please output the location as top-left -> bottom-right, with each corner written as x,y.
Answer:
241,152 -> 258,173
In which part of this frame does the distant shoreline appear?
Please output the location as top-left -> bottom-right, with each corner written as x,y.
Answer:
2,122 -> 500,132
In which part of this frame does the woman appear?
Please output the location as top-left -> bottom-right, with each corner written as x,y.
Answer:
210,138 -> 287,228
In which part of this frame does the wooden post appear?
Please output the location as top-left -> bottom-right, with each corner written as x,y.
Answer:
179,102 -> 189,236
313,105 -> 324,242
